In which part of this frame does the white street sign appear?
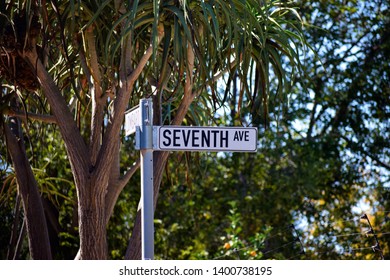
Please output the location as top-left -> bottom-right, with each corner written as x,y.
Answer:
127,99 -> 260,260
155,126 -> 257,152
125,106 -> 140,136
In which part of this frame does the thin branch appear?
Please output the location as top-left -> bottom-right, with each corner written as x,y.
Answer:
185,41 -> 195,97
118,159 -> 141,190
211,58 -> 239,83
85,26 -> 103,88
170,43 -> 196,126
336,29 -> 372,66
128,25 -> 165,86
341,135 -> 390,171
104,159 -> 140,223
118,0 -> 133,84
78,42 -> 92,85
50,0 -> 80,97
3,108 -> 56,124
13,218 -> 26,260
85,26 -> 105,165
7,194 -> 21,259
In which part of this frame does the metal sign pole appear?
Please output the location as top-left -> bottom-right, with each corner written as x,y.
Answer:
139,98 -> 154,260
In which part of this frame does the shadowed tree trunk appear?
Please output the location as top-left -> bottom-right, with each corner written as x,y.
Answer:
2,114 -> 52,259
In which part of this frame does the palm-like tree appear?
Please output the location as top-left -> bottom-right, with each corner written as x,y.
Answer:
1,0 -> 309,259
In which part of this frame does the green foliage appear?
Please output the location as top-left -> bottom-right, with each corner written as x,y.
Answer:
215,201 -> 268,260
149,0 -> 390,260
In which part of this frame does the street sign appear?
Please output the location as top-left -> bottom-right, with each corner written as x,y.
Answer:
128,99 -> 259,260
125,105 -> 140,135
155,126 -> 257,152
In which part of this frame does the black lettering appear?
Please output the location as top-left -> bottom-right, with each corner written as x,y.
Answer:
119,266 -> 136,276
162,130 -> 171,146
138,267 -> 144,275
192,130 -> 200,147
220,130 -> 228,147
233,130 -> 250,142
182,129 -> 191,146
173,129 -> 180,147
211,130 -> 218,147
201,130 -> 210,147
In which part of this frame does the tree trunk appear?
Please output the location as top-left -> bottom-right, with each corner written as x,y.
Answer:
78,178 -> 108,259
3,116 -> 52,259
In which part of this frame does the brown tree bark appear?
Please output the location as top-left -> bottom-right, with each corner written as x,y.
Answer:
3,116 -> 52,259
77,179 -> 108,259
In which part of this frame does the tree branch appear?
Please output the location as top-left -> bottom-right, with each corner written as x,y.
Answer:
93,28 -> 165,190
24,49 -> 90,183
340,135 -> 390,171
7,194 -> 22,259
118,159 -> 141,191
104,159 -> 141,224
211,57 -> 239,84
85,26 -> 105,165
118,0 -> 133,85
184,41 -> 195,97
170,43 -> 197,126
3,108 -> 56,124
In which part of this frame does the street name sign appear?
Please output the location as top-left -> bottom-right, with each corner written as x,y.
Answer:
127,99 -> 259,260
155,126 -> 257,152
125,105 -> 140,136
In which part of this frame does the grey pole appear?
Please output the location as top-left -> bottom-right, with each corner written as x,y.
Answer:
139,98 -> 154,260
